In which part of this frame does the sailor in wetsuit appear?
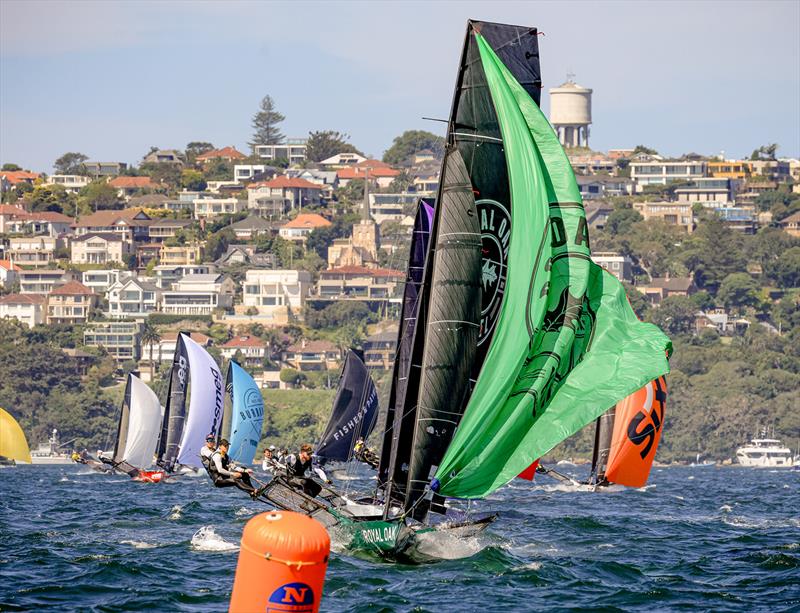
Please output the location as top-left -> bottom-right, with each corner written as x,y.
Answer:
208,438 -> 257,496
353,438 -> 379,469
261,445 -> 285,475
285,443 -> 329,497
200,433 -> 217,471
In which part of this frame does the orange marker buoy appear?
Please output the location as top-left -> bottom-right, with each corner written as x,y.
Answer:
229,511 -> 330,613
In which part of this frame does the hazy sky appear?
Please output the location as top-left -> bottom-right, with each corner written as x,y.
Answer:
1,0 -> 798,173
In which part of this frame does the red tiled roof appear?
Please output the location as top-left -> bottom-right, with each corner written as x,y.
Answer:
222,335 -> 266,348
780,211 -> 800,224
108,176 -> 157,189
286,340 -> 339,353
281,213 -> 331,229
0,259 -> 22,272
322,265 -> 404,278
337,166 -> 400,180
249,176 -> 322,190
0,293 -> 46,305
196,146 -> 247,162
1,171 -> 41,184
0,204 -> 28,216
49,280 -> 94,296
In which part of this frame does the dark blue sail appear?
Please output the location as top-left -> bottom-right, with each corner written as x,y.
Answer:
317,349 -> 379,462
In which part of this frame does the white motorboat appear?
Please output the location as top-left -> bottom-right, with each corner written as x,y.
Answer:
735,433 -> 794,468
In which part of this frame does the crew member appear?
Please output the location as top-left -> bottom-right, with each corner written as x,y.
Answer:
285,443 -> 329,497
261,445 -> 285,474
353,438 -> 379,469
200,433 -> 216,473
208,439 -> 257,496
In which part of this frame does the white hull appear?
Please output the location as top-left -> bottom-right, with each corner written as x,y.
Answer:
736,456 -> 794,468
30,456 -> 74,465
736,437 -> 794,468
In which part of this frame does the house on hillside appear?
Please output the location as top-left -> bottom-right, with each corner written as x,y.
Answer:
319,152 -> 367,167
152,264 -> 215,289
0,204 -> 28,233
84,162 -> 128,177
107,276 -> 162,319
253,139 -> 308,165
591,252 -> 633,283
18,269 -> 73,294
278,213 -> 331,243
160,273 -> 235,315
73,208 -> 151,241
108,176 -> 159,199
44,174 -> 92,193
221,335 -> 267,368
636,276 -> 697,306
215,245 -> 277,268
142,149 -> 185,166
633,202 -> 694,233
242,269 -> 311,317
84,321 -> 141,362
363,329 -> 398,370
142,331 -> 212,363
337,165 -> 400,189
229,215 -> 276,240
315,266 -> 404,300
282,339 -> 341,371
147,218 -> 193,242
7,236 -> 59,267
193,197 -> 246,220
70,233 -> 132,265
46,281 -> 96,324
195,146 -> 247,165
81,269 -> 123,294
159,243 -> 203,266
779,211 -> 800,237
6,211 -> 74,237
0,293 -> 46,327
247,177 -> 323,211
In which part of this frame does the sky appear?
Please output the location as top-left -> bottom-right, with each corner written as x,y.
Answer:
1,0 -> 798,173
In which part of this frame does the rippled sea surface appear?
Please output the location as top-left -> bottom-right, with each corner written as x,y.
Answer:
2,465 -> 798,612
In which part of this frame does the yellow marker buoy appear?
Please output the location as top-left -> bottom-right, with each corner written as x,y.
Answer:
229,510 -> 330,613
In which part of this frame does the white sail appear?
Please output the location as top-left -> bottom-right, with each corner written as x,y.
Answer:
176,334 -> 224,468
122,374 -> 163,469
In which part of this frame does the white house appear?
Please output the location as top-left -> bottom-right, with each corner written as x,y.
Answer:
278,213 -> 331,243
591,252 -> 633,283
142,331 -> 212,362
70,233 -> 132,265
44,174 -> 92,193
220,335 -> 267,368
18,269 -> 71,294
247,177 -> 323,212
160,273 -> 235,315
234,164 -> 269,183
7,236 -> 59,267
82,269 -> 123,294
193,197 -> 246,220
242,269 -> 311,316
0,293 -> 46,327
107,276 -> 162,319
319,152 -> 367,167
253,139 -> 308,165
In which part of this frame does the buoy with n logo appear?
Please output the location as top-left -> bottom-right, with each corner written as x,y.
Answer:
229,511 -> 330,613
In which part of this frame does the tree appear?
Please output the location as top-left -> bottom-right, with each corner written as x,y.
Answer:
181,169 -> 207,191
305,216 -> 358,259
606,207 -> 642,236
140,321 -> 161,382
22,184 -> 76,215
767,247 -> 800,288
54,152 -> 89,175
632,145 -> 658,156
305,130 -> 362,162
680,215 -> 745,295
622,282 -> 650,320
1,163 -> 21,171
249,95 -> 285,148
717,273 -> 761,312
749,143 -> 778,160
382,130 -> 444,166
185,141 -> 215,164
78,181 -> 120,213
140,162 -> 181,187
279,368 -> 307,388
648,295 -> 697,337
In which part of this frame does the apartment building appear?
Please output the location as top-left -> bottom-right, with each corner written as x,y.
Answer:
107,276 -> 162,319
254,139 -> 308,165
84,321 -> 141,361
18,269 -> 72,294
82,269 -> 123,294
160,243 -> 203,266
315,266 -> 404,300
160,274 -> 235,315
7,236 -> 58,267
630,161 -> 705,186
193,197 -> 246,220
242,269 -> 311,316
633,201 -> 694,233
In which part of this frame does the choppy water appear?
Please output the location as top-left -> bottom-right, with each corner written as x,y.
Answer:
2,465 -> 798,611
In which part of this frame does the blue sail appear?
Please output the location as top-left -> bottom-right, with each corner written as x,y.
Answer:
227,361 -> 264,465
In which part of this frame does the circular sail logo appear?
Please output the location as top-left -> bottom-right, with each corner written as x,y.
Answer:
476,199 -> 510,345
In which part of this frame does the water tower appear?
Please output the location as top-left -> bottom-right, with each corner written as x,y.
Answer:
549,75 -> 592,148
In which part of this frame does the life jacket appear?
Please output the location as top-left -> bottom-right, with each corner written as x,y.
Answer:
289,454 -> 311,477
208,450 -> 230,482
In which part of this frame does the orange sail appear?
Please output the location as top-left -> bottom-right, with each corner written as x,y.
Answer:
603,377 -> 667,488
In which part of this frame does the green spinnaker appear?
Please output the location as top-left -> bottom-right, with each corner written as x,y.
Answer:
434,33 -> 672,499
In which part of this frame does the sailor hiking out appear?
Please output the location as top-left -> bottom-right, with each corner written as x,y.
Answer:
285,443 -> 330,497
206,438 -> 258,497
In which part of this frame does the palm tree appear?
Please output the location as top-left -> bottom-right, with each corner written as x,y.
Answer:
140,320 -> 161,382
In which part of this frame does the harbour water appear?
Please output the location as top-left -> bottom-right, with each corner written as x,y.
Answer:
2,465 -> 798,611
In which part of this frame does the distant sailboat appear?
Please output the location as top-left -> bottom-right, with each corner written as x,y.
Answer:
0,407 -> 32,465
222,360 -> 264,466
156,332 -> 225,473
316,349 -> 379,467
109,373 -> 164,482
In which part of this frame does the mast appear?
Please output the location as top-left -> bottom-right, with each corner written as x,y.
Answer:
158,333 -> 190,471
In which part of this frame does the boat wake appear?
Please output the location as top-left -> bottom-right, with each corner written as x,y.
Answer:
406,529 -> 493,562
190,526 -> 238,552
120,540 -> 157,549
